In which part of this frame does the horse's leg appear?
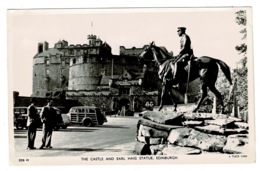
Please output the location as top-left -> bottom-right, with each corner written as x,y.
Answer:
193,83 -> 208,113
158,84 -> 166,111
167,86 -> 177,112
208,85 -> 224,114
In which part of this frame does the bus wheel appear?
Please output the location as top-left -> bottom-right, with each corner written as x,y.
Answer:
83,118 -> 92,127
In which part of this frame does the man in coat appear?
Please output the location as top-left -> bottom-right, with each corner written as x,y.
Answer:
39,99 -> 57,149
26,97 -> 38,150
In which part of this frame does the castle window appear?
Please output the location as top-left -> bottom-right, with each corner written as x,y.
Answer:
70,50 -> 74,55
46,59 -> 50,65
73,58 -> 76,64
120,88 -> 130,95
76,50 -> 81,56
46,69 -> 50,76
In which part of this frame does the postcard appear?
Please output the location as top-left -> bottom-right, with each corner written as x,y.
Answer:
7,7 -> 255,166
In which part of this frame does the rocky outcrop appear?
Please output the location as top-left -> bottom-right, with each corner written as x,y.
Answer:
134,110 -> 249,155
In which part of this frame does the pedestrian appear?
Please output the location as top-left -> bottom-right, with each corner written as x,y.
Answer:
26,97 -> 38,150
39,99 -> 56,149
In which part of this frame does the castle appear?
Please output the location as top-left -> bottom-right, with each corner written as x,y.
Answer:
32,34 -> 200,114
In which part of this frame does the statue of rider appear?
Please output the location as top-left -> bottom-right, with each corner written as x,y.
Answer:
173,27 -> 194,82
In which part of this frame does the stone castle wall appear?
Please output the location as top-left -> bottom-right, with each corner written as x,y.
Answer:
33,54 -> 70,97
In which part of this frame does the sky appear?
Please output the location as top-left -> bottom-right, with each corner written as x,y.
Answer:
8,7 -> 251,96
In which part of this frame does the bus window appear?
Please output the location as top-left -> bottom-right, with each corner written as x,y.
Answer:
89,109 -> 95,113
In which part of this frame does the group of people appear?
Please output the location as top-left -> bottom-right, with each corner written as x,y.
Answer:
26,98 -> 56,150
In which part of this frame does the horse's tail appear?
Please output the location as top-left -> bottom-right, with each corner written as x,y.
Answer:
215,59 -> 233,85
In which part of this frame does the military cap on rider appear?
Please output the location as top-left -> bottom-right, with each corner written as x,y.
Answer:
177,27 -> 186,32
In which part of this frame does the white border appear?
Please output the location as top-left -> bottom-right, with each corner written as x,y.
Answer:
1,0 -> 259,170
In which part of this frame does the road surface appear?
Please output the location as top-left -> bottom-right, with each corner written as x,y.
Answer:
12,116 -> 139,157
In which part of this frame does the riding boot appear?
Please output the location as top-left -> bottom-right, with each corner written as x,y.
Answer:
172,63 -> 178,85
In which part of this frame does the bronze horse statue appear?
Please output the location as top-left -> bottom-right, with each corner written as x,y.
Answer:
139,42 -> 233,113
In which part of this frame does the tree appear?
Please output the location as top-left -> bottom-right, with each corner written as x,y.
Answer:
234,10 -> 248,113
213,10 -> 248,115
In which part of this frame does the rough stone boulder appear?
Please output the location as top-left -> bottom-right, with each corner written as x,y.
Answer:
167,127 -> 192,146
234,122 -> 249,129
138,125 -> 169,138
205,118 -> 236,128
223,134 -> 249,154
136,136 -> 164,145
134,141 -> 151,155
137,118 -> 182,132
150,145 -> 166,155
142,110 -> 184,125
183,112 -> 214,120
167,128 -> 227,152
135,110 -> 249,155
187,129 -> 227,152
162,145 -> 201,155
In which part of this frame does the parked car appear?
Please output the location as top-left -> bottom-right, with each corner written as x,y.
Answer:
13,106 -> 70,130
67,106 -> 107,127
13,107 -> 29,130
53,107 -> 70,130
36,107 -> 70,130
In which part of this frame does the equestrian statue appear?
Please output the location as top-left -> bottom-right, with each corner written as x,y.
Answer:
139,41 -> 232,113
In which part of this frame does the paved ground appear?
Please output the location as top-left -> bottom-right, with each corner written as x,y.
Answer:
12,116 -> 139,157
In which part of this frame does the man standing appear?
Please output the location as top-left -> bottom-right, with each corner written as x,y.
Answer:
173,27 -> 194,81
39,99 -> 56,149
26,97 -> 38,150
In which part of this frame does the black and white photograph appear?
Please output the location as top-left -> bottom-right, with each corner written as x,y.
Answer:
6,6 -> 255,166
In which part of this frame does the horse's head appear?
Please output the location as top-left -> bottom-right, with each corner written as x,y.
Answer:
139,41 -> 154,61
139,41 -> 173,64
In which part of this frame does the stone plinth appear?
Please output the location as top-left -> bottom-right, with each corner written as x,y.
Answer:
135,110 -> 249,155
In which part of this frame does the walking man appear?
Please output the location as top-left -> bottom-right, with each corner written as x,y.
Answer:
39,99 -> 56,149
26,97 -> 38,150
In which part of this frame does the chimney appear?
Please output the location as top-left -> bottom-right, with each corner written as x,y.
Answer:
43,41 -> 49,51
38,43 -> 43,53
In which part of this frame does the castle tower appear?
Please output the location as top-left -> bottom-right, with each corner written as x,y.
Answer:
68,56 -> 103,91
32,40 -> 70,98
87,34 -> 97,46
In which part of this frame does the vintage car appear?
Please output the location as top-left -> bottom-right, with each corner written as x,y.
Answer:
36,107 -> 70,130
67,106 -> 107,127
13,106 -> 70,130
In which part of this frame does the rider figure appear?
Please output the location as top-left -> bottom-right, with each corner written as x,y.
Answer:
173,27 -> 194,82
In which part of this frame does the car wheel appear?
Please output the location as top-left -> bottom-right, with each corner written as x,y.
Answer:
16,123 -> 23,130
83,118 -> 92,127
54,126 -> 60,131
98,120 -> 104,125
